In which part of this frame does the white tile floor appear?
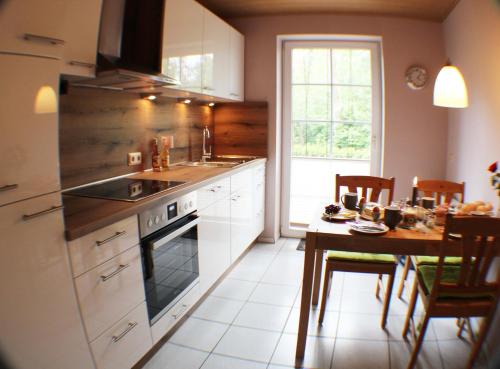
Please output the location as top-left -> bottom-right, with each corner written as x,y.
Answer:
141,238 -> 489,369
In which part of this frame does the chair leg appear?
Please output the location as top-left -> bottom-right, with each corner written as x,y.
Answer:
466,311 -> 496,369
375,274 -> 382,299
403,276 -> 419,338
406,314 -> 430,369
381,271 -> 395,329
397,256 -> 411,299
318,267 -> 332,325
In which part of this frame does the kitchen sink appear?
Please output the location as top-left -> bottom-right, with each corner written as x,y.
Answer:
176,156 -> 260,168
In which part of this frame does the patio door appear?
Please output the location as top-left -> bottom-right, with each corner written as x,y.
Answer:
281,39 -> 383,237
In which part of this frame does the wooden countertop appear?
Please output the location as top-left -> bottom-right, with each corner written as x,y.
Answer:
63,158 -> 267,241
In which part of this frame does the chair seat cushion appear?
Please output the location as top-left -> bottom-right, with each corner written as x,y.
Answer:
415,256 -> 462,265
418,265 -> 494,299
327,250 -> 397,264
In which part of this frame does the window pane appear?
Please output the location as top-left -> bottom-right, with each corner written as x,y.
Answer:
292,85 -> 306,121
306,122 -> 330,157
292,121 -> 307,156
351,49 -> 371,85
333,86 -> 371,122
306,85 -> 331,121
332,123 -> 371,159
292,48 -> 330,84
332,49 -> 351,84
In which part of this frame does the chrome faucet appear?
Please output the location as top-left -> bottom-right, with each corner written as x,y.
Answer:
202,125 -> 212,162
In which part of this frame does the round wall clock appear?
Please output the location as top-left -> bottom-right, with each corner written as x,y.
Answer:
405,65 -> 428,90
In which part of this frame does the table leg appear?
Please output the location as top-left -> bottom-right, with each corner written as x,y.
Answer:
296,232 -> 317,359
312,249 -> 324,305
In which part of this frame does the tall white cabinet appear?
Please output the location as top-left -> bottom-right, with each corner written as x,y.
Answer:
0,193 -> 95,369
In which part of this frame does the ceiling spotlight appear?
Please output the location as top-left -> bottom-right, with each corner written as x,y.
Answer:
177,97 -> 194,104
208,102 -> 215,107
183,99 -> 191,104
140,93 -> 161,101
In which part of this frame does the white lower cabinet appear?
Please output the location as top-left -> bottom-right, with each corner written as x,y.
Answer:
90,302 -> 152,369
75,246 -> 146,341
198,195 -> 231,294
0,193 -> 95,369
230,184 -> 254,262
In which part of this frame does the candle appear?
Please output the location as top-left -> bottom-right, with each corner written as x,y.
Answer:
411,176 -> 418,207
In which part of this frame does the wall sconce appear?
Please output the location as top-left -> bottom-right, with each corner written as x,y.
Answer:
140,93 -> 161,101
433,62 -> 468,108
34,86 -> 58,114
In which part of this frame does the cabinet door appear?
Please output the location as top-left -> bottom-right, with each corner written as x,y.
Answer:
0,193 -> 95,369
252,165 -> 266,239
202,9 -> 230,98
229,28 -> 244,101
61,0 -> 102,77
0,54 -> 61,207
0,0 -> 66,58
230,186 -> 253,263
198,196 -> 231,293
162,0 -> 203,93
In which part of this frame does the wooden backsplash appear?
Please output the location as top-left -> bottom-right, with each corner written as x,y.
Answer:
59,87 -> 212,189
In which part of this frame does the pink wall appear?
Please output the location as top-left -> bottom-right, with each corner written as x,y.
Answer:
443,0 -> 500,353
444,0 -> 500,207
229,14 -> 448,240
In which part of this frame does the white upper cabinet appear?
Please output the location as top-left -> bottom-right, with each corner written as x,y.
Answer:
228,28 -> 244,101
202,9 -> 230,98
162,0 -> 204,93
61,0 -> 102,77
0,54 -> 61,207
0,0 -> 67,58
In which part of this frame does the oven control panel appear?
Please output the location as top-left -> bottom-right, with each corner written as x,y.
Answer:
139,192 -> 197,237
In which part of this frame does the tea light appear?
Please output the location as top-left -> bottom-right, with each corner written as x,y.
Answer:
411,176 -> 418,207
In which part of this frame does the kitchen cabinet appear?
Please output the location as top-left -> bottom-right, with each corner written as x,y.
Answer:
198,194 -> 231,293
61,0 -> 102,77
228,28 -> 245,101
252,163 -> 266,239
0,0 -> 66,59
202,9 -> 230,98
230,183 -> 254,262
0,192 -> 95,369
162,0 -> 204,93
0,54 -> 61,207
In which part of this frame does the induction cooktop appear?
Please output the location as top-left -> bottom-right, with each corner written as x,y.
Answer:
64,178 -> 187,202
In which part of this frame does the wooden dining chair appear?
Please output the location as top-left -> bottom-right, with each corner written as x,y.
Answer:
402,215 -> 500,369
397,179 -> 465,299
318,174 -> 397,328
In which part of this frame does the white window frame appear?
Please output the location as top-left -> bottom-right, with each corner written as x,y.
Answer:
279,36 -> 385,238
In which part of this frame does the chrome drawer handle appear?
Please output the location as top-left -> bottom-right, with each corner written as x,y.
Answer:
172,304 -> 188,319
0,184 -> 18,192
23,205 -> 63,221
230,93 -> 239,97
100,264 -> 129,282
96,231 -> 127,246
69,60 -> 96,68
24,33 -> 65,45
112,322 -> 137,343
203,86 -> 214,91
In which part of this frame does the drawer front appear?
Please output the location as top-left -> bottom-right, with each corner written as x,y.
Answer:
68,216 -> 139,277
75,246 -> 145,341
90,302 -> 152,369
197,177 -> 230,211
151,283 -> 201,344
231,168 -> 252,193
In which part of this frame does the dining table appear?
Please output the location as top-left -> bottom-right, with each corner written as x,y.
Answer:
295,211 -> 464,359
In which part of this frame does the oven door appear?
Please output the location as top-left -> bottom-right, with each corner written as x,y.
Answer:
141,213 -> 199,324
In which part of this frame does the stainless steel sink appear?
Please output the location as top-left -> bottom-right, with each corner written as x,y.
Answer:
179,161 -> 242,168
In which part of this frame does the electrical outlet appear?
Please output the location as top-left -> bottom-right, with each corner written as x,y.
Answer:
128,152 -> 142,166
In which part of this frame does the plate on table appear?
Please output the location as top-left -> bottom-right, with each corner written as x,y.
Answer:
347,221 -> 389,235
322,210 -> 357,222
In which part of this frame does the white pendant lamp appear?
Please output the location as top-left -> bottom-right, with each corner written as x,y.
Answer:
433,63 -> 468,108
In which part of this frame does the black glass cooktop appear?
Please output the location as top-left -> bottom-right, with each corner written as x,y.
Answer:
65,178 -> 186,202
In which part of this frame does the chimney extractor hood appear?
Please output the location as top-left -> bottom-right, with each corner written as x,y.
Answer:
73,0 -> 178,91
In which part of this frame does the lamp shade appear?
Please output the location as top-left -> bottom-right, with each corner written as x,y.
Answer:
433,65 -> 468,108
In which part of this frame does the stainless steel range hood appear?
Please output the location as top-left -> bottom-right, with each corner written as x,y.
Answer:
72,0 -> 178,91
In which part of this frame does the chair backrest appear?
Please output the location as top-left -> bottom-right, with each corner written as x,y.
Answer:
335,174 -> 395,206
417,179 -> 465,205
431,215 -> 500,301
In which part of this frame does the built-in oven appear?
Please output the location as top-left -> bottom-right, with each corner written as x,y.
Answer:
139,192 -> 199,325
